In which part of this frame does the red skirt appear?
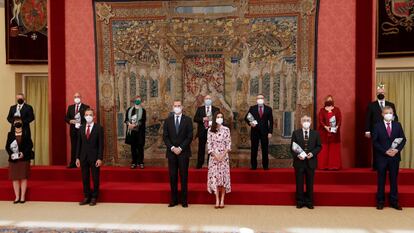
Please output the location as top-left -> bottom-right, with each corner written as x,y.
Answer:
318,143 -> 341,170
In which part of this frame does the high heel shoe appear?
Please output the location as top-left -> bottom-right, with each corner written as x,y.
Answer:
19,200 -> 26,204
13,199 -> 20,204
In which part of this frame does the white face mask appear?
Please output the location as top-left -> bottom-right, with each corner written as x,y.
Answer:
85,115 -> 93,124
384,113 -> 393,122
302,121 -> 311,129
205,99 -> 212,106
173,107 -> 182,115
74,98 -> 81,104
257,99 -> 264,105
216,118 -> 223,125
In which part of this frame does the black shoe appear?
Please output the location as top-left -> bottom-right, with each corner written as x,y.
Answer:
89,198 -> 97,206
263,167 -> 269,170
139,164 -> 145,169
182,203 -> 188,208
306,204 -> 314,209
250,167 -> 257,170
168,202 -> 178,207
196,165 -> 202,169
67,164 -> 77,169
130,164 -> 137,169
296,203 -> 304,209
79,198 -> 91,205
391,204 -> 402,210
376,203 -> 384,210
13,199 -> 20,204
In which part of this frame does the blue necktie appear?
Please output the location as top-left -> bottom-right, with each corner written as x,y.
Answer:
175,116 -> 180,134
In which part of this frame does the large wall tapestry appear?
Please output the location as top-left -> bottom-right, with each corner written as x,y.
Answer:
377,0 -> 414,56
93,0 -> 318,167
5,0 -> 48,64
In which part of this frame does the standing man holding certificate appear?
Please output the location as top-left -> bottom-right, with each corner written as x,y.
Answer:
365,84 -> 398,170
372,106 -> 406,210
163,100 -> 193,208
65,93 -> 90,168
244,94 -> 274,170
291,115 -> 322,209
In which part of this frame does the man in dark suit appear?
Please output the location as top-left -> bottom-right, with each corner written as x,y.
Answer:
65,93 -> 90,168
365,84 -> 398,170
244,94 -> 274,170
76,108 -> 104,206
193,95 -> 219,169
163,100 -> 193,208
7,93 -> 35,136
372,106 -> 406,210
291,115 -> 322,209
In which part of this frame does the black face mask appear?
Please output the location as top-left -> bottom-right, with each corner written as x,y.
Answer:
324,101 -> 334,107
377,94 -> 385,100
14,122 -> 22,128
17,99 -> 24,105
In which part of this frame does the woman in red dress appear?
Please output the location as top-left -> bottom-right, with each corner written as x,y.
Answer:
318,95 -> 342,170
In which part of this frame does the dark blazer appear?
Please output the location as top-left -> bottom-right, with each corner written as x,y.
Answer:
365,101 -> 398,133
244,104 -> 274,135
372,121 -> 406,161
290,129 -> 322,169
76,123 -> 104,163
193,105 -> 220,137
124,106 -> 146,145
65,103 -> 90,135
5,130 -> 33,162
163,115 -> 193,158
7,104 -> 35,133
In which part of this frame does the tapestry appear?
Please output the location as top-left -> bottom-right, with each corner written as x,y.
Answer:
377,0 -> 414,56
93,0 -> 319,167
5,0 -> 48,64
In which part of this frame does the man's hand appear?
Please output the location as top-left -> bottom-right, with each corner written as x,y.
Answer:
76,159 -> 80,168
268,133 -> 272,139
203,117 -> 209,121
298,155 -> 305,160
173,147 -> 182,155
250,123 -> 257,128
365,132 -> 371,138
307,153 -> 313,159
69,120 -> 77,124
96,159 -> 103,167
128,123 -> 136,130
18,152 -> 24,159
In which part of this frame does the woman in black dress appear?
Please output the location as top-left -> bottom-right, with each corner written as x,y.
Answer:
125,96 -> 146,169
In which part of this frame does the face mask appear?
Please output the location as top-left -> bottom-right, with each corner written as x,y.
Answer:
17,99 -> 24,105
14,122 -> 22,128
216,118 -> 223,125
257,99 -> 264,105
377,93 -> 385,100
74,98 -> 81,104
302,122 -> 311,129
173,107 -> 182,115
324,101 -> 334,107
205,99 -> 212,106
384,113 -> 393,122
135,99 -> 142,106
85,116 -> 93,124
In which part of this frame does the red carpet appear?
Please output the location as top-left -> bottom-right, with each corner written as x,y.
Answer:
1,166 -> 414,206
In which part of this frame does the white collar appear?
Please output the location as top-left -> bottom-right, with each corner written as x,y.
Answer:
174,114 -> 182,118
384,120 -> 392,125
17,103 -> 24,108
86,122 -> 94,127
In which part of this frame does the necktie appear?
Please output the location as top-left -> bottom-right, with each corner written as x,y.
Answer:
304,130 -> 309,151
380,102 -> 384,109
304,131 -> 309,140
386,123 -> 391,137
204,107 -> 210,128
75,104 -> 79,114
86,125 -> 91,139
17,105 -> 21,111
259,106 -> 263,118
175,116 -> 180,134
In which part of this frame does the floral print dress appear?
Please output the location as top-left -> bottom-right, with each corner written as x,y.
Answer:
207,125 -> 231,194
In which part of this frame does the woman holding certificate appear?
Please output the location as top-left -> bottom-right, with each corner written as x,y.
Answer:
318,95 -> 342,170
5,116 -> 33,204
207,112 -> 231,209
125,96 -> 146,169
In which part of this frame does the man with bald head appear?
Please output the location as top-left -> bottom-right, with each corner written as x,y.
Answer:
193,95 -> 220,169
65,93 -> 90,168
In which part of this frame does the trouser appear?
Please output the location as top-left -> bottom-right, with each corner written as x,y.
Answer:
168,155 -> 189,204
295,167 -> 315,205
81,160 -> 100,199
376,157 -> 399,205
196,133 -> 208,168
131,143 -> 144,165
251,134 -> 269,169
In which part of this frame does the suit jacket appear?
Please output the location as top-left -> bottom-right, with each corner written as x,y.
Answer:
365,100 -> 398,133
163,115 -> 193,158
7,104 -> 35,133
124,106 -> 146,145
65,103 -> 90,135
372,121 -> 406,162
193,105 -> 220,137
76,123 -> 104,163
290,129 -> 322,169
244,104 -> 274,135
5,130 -> 33,162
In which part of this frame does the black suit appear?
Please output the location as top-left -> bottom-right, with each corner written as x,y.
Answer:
76,123 -> 104,199
372,121 -> 406,206
163,114 -> 193,205
193,105 -> 219,168
7,104 -> 35,136
365,100 -> 398,169
124,107 -> 146,165
244,104 -> 274,169
291,129 -> 322,206
65,103 -> 90,166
